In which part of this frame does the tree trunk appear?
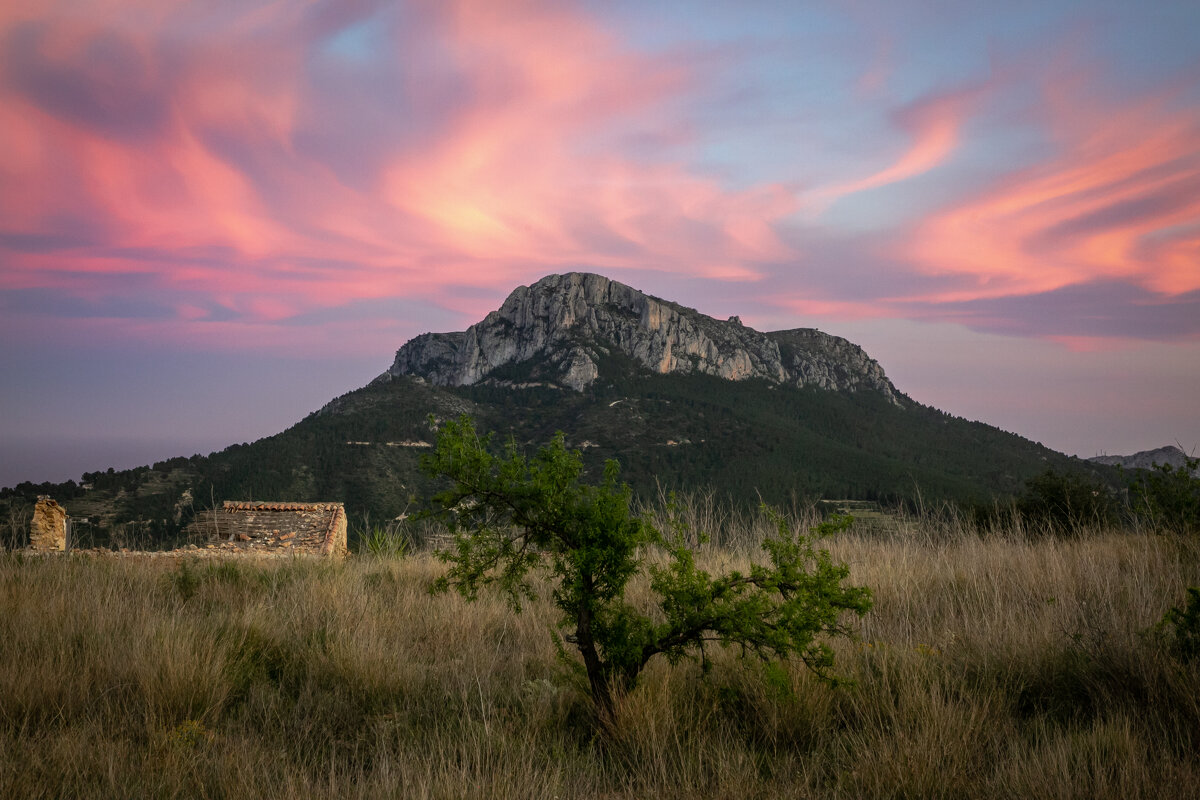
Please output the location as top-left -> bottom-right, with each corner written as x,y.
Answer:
574,584 -> 614,719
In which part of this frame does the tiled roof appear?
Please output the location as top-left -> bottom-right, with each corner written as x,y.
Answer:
222,501 -> 342,512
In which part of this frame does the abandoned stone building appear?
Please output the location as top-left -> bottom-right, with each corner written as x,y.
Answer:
24,496 -> 348,558
189,501 -> 348,557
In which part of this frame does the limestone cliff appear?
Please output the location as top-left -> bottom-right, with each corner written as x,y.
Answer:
381,272 -> 899,402
1089,445 -> 1197,474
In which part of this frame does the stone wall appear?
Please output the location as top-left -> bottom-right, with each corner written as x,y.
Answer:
27,497 -> 349,559
188,502 -> 348,557
30,496 -> 68,552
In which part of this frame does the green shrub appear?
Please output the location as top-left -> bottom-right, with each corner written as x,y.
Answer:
1016,469 -> 1116,532
1128,457 -> 1200,534
1159,587 -> 1200,662
363,525 -> 410,558
421,415 -> 872,720
166,559 -> 201,602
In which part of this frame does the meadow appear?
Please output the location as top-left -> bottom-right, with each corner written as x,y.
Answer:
1,505 -> 1198,799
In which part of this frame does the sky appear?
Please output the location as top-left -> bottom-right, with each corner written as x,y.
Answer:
1,0 -> 1198,488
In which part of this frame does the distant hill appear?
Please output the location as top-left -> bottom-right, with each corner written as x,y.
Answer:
1089,445 -> 1197,474
1,272 -> 1118,547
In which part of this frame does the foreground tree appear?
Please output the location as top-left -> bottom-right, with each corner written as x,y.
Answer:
422,416 -> 872,718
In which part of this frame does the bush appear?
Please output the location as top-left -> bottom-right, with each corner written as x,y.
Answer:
1159,587 -> 1200,663
1128,457 -> 1200,534
362,525 -> 410,558
1016,469 -> 1116,532
421,415 -> 872,719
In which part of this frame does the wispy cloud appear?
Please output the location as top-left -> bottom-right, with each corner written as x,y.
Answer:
815,84 -> 980,203
905,73 -> 1200,305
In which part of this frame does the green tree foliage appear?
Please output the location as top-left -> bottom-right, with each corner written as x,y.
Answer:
422,415 -> 872,718
1016,469 -> 1116,532
1128,457 -> 1200,534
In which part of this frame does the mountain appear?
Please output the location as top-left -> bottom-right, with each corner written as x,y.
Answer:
1090,445 -> 1197,473
0,272 -> 1118,547
384,272 -> 897,400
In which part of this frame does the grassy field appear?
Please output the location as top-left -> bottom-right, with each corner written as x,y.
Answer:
2,509 -> 1198,799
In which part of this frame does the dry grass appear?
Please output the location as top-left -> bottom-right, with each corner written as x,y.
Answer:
1,509 -> 1198,799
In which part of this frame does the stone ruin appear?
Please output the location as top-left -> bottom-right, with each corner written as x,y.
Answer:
30,496 -> 68,552
188,501 -> 348,557
25,497 -> 347,558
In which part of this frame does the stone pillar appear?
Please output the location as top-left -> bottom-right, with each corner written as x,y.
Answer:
30,496 -> 68,552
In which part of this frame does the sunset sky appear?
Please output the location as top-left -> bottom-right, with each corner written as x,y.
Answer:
2,0 -> 1199,488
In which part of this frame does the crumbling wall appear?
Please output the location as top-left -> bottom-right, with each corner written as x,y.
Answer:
30,496 -> 68,552
186,502 -> 348,557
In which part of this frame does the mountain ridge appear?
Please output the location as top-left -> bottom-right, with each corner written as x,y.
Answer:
1089,445 -> 1197,474
379,272 -> 898,402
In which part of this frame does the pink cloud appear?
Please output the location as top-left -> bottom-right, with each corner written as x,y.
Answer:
0,0 -> 809,352
1046,335 -> 1142,353
769,295 -> 894,320
904,75 -> 1200,304
814,85 -> 979,205
380,0 -> 800,284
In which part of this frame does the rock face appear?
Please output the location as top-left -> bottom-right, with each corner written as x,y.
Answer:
30,496 -> 68,551
1090,445 -> 1197,474
382,273 -> 898,402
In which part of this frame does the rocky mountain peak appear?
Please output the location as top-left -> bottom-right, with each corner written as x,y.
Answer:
380,272 -> 899,402
1089,445 -> 1197,473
